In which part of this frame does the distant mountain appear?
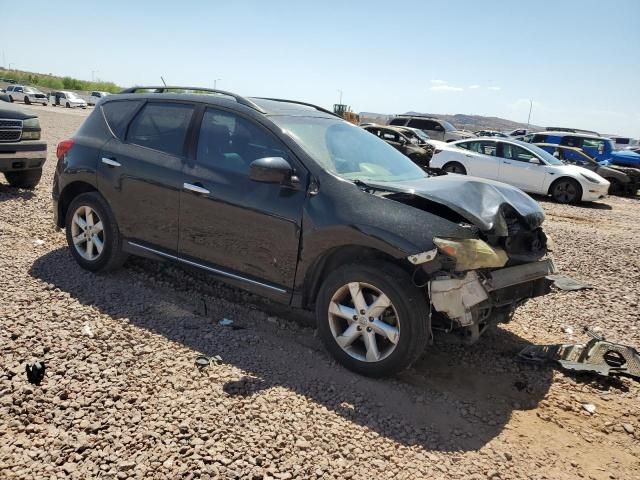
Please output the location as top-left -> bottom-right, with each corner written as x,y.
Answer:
359,111 -> 541,133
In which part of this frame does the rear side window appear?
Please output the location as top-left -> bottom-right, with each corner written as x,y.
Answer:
389,118 -> 407,126
127,102 -> 194,156
408,119 -> 439,130
101,100 -> 143,140
531,134 -> 547,143
559,136 -> 582,148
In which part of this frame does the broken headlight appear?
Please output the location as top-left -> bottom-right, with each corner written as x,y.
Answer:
433,237 -> 508,271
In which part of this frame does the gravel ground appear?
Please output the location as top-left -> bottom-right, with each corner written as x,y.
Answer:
1,105 -> 639,480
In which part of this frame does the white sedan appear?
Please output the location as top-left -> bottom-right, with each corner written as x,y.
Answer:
430,138 -> 610,204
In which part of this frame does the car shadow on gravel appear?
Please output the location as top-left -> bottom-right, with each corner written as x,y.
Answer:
30,248 -> 554,453
531,194 -> 613,210
0,184 -> 35,201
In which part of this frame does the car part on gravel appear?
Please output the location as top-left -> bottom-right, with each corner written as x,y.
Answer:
547,274 -> 593,291
25,361 -> 46,385
518,330 -> 640,381
194,355 -> 223,369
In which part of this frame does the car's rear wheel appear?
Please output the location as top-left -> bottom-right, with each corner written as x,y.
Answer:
24,96 -> 31,105
65,192 -> 127,272
4,169 -> 42,189
551,178 -> 582,204
315,263 -> 429,377
8,95 -> 13,102
443,161 -> 467,174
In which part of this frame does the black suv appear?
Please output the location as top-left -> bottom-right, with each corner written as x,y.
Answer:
53,86 -> 564,377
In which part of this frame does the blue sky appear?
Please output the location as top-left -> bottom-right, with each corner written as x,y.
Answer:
1,0 -> 638,136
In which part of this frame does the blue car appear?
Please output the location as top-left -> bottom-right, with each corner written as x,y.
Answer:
529,131 -> 640,168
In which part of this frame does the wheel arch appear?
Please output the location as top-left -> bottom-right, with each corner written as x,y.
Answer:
57,181 -> 100,228
300,245 -> 410,310
547,175 -> 583,200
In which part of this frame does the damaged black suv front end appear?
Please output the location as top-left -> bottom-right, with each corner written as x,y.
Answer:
364,174 -> 558,343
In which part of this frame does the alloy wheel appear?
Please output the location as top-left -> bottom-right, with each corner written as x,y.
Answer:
70,206 -> 105,261
554,181 -> 577,203
328,282 -> 400,362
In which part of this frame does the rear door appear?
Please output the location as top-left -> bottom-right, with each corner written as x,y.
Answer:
178,106 -> 307,295
456,140 -> 500,179
497,142 -> 547,192
97,100 -> 195,253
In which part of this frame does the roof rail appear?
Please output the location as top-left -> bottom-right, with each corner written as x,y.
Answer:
252,97 -> 340,118
118,86 -> 266,113
545,126 -> 600,136
395,113 -> 438,119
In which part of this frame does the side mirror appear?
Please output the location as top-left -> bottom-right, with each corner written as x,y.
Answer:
529,158 -> 541,165
249,157 -> 296,185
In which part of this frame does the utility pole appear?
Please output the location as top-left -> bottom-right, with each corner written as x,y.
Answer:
8,63 -> 14,70
2,51 -> 5,68
527,99 -> 533,129
214,78 -> 221,90
337,89 -> 343,105
91,70 -> 99,82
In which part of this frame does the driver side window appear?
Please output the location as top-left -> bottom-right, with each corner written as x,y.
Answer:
501,144 -> 537,162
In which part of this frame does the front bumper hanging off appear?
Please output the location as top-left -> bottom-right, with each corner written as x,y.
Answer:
429,259 -> 558,340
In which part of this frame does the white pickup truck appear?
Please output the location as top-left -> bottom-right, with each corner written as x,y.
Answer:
5,85 -> 48,106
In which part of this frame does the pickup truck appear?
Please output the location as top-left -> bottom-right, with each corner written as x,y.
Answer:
0,103 -> 47,188
531,131 -> 640,168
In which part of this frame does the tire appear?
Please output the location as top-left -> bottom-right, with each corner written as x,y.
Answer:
606,178 -> 624,196
42,102 -> 47,106
550,178 -> 582,204
8,95 -> 13,103
65,192 -> 128,272
24,96 -> 31,105
442,161 -> 467,174
66,102 -> 71,108
4,168 -> 42,189
315,262 -> 430,377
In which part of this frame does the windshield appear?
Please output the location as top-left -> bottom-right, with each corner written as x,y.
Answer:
441,121 -> 456,132
407,128 -> 430,142
66,92 -> 80,99
523,142 -> 564,166
273,116 -> 428,182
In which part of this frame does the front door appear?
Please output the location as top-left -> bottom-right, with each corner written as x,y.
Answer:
179,107 -> 307,294
98,100 -> 195,252
497,142 -> 547,192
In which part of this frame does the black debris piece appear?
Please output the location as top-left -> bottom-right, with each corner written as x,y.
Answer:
519,331 -> 640,381
25,361 -> 46,385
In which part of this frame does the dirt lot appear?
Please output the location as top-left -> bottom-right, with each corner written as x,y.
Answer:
1,105 -> 639,480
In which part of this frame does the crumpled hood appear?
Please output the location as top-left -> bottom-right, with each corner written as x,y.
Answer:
366,174 -> 545,236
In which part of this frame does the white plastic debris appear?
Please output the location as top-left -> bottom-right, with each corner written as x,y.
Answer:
218,318 -> 234,327
81,323 -> 94,338
33,239 -> 45,246
582,403 -> 596,414
562,326 -> 574,335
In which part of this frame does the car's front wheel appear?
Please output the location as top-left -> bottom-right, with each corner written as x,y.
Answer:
65,192 -> 127,272
4,169 -> 42,189
606,178 -> 624,196
24,96 -> 31,105
315,263 -> 429,377
551,178 -> 582,204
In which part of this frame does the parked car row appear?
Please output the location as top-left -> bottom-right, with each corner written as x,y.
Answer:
0,84 -> 110,108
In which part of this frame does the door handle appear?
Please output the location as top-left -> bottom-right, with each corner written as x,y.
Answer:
183,182 -> 210,195
465,154 -> 472,157
101,157 -> 121,167
503,161 -> 511,164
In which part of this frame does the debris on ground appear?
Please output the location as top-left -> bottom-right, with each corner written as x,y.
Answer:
582,403 -> 596,414
194,355 -> 223,369
519,330 -> 640,381
25,361 -> 46,385
81,323 -> 94,337
219,318 -> 234,327
547,274 -> 593,291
